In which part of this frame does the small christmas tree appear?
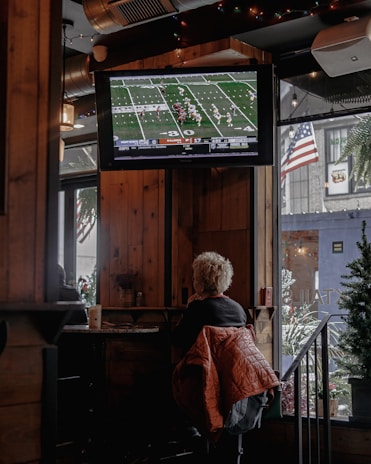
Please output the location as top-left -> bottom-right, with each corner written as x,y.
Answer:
337,220 -> 371,379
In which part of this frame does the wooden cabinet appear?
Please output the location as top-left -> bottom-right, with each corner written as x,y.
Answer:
105,334 -> 170,409
0,305 -> 79,464
57,326 -> 173,461
57,331 -> 110,461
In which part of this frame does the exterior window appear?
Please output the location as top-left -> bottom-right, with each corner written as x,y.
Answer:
59,177 -> 97,307
76,186 -> 97,306
59,138 -> 98,306
287,167 -> 309,214
325,124 -> 371,196
279,76 -> 371,418
60,141 -> 98,176
280,123 -> 318,214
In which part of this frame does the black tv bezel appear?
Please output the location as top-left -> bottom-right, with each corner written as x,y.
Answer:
95,64 -> 275,170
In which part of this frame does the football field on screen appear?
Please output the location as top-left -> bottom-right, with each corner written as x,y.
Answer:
110,72 -> 258,142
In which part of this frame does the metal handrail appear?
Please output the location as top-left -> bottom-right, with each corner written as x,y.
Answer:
280,313 -> 343,464
281,314 -> 331,382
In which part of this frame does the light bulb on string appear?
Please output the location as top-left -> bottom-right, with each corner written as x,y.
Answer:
291,91 -> 298,108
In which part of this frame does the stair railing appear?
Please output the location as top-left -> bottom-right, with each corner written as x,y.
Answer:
281,313 -> 339,464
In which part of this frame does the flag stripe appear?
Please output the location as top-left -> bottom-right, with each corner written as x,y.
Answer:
281,148 -> 318,175
77,223 -> 94,244
281,122 -> 318,187
76,199 -> 94,244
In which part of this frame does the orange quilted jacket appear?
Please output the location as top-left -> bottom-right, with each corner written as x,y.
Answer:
172,325 -> 280,443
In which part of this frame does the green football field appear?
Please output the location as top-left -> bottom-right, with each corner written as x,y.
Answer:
109,72 -> 258,143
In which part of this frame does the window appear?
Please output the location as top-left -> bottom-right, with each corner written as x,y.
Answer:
59,139 -> 98,306
279,70 -> 371,417
60,141 -> 98,176
287,167 -> 309,214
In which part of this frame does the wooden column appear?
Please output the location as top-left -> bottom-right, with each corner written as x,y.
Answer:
0,0 -> 61,303
0,1 -> 63,462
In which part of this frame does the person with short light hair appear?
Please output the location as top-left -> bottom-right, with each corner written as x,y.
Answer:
172,251 -> 247,354
171,252 -> 250,454
191,250 -> 233,297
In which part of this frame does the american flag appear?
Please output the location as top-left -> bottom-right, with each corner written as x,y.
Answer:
76,199 -> 95,244
281,122 -> 319,187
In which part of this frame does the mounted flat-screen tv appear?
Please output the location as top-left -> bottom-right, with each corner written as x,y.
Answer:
94,64 -> 274,170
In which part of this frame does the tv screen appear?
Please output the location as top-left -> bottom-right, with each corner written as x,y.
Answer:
94,64 -> 274,170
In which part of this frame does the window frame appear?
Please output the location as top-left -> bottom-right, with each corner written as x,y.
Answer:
59,173 -> 97,293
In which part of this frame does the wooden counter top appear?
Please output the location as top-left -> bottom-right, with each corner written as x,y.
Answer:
0,301 -> 85,311
63,324 -> 161,334
0,302 -> 86,345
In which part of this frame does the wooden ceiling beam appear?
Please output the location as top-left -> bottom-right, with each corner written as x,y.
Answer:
106,37 -> 271,71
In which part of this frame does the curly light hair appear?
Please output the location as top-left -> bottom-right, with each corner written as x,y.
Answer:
192,251 -> 234,295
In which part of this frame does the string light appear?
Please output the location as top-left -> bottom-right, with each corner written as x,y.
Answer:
171,1 -> 348,47
175,48 -> 185,65
64,0 -> 360,51
248,8 -> 264,20
291,91 -> 298,108
66,32 -> 100,46
209,1 -> 356,25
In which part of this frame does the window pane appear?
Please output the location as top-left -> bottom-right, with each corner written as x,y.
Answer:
76,187 -> 97,306
280,93 -> 371,417
60,142 -> 98,176
279,70 -> 371,123
58,190 -> 65,266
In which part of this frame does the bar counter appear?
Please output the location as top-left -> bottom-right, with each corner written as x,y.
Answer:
63,323 -> 161,334
57,318 -> 172,461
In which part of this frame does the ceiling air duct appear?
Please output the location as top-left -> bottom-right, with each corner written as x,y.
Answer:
83,0 -> 218,34
65,54 -> 94,99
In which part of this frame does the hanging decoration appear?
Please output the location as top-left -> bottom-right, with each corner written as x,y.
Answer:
169,1 -> 366,47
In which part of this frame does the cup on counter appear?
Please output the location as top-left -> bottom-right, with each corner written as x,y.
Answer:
88,304 -> 102,329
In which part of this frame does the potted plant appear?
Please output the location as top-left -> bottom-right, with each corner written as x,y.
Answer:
317,377 -> 350,417
77,265 -> 97,307
336,114 -> 371,188
115,273 -> 137,307
336,220 -> 371,422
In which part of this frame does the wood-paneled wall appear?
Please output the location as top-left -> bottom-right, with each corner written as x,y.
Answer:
256,166 -> 275,296
99,170 -> 166,307
171,167 -> 253,308
99,166 -> 274,310
99,164 -> 275,368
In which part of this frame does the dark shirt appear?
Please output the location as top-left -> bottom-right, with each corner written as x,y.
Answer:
172,295 -> 247,354
59,284 -> 80,302
58,284 -> 88,324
